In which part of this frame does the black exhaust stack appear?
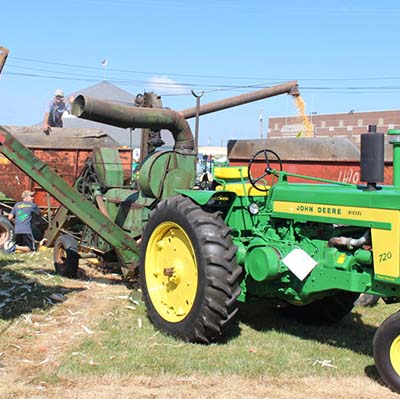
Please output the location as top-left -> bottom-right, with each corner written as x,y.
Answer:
360,125 -> 384,190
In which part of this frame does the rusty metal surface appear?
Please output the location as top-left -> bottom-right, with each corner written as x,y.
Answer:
72,95 -> 194,152
180,81 -> 299,119
228,137 -> 362,162
0,127 -> 132,206
6,126 -> 122,149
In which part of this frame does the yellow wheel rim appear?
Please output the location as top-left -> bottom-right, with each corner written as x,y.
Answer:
56,246 -> 67,265
390,335 -> 400,375
145,221 -> 198,323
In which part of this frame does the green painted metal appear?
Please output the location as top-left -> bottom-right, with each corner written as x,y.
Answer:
388,129 -> 400,188
43,206 -> 69,246
277,170 -> 355,186
245,245 -> 280,281
92,148 -> 124,188
176,189 -> 236,206
234,225 -> 400,303
0,126 -> 139,269
0,190 -> 15,216
138,151 -> 197,200
0,191 -> 12,201
103,188 -> 155,238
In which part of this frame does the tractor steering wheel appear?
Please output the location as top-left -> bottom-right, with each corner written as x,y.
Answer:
247,149 -> 283,192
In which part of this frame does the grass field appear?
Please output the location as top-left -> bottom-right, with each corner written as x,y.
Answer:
57,293 -> 397,380
0,250 -> 399,398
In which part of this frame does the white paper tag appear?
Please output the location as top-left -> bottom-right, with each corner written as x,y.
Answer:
282,248 -> 318,281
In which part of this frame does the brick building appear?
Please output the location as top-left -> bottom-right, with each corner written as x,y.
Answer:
268,110 -> 400,143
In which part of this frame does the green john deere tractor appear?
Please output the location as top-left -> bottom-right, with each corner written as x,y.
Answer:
137,126 -> 400,393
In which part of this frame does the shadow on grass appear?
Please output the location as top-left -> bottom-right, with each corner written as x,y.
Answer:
215,320 -> 242,345
12,263 -> 128,287
76,267 -> 127,286
365,364 -> 381,383
0,268 -> 85,322
0,258 -> 24,268
237,301 -> 376,357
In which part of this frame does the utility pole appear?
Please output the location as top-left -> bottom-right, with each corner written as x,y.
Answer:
259,110 -> 263,139
191,90 -> 204,153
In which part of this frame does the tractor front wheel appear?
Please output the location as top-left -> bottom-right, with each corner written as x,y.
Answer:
53,234 -> 79,278
140,195 -> 241,343
374,311 -> 400,393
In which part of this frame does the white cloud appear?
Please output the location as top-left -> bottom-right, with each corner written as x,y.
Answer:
148,76 -> 187,95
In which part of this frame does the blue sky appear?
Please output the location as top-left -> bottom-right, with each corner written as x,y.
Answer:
1,0 -> 400,146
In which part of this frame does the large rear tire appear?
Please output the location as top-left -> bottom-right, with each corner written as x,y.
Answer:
374,311 -> 400,393
53,235 -> 79,278
281,291 -> 358,324
140,195 -> 241,343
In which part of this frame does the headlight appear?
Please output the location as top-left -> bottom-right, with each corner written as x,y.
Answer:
248,203 -> 259,215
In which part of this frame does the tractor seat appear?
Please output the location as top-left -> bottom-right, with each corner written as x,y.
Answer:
213,166 -> 248,180
213,166 -> 269,196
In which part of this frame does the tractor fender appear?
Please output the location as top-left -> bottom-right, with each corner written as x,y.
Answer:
175,189 -> 236,211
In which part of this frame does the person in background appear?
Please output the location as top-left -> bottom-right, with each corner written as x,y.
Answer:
43,89 -> 73,134
8,190 -> 41,252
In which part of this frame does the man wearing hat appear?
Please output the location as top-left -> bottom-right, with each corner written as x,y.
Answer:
8,190 -> 41,252
43,89 -> 72,134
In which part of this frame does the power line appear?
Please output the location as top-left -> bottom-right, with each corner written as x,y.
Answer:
10,56 -> 400,83
5,69 -> 281,92
6,70 -> 400,97
10,56 -> 287,82
6,57 -> 400,97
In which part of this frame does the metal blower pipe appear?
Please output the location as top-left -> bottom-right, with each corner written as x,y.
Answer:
72,95 -> 194,152
179,80 -> 300,119
0,47 -> 9,75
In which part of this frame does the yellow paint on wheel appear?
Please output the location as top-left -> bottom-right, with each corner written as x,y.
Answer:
145,221 -> 198,323
390,335 -> 400,375
56,247 -> 67,264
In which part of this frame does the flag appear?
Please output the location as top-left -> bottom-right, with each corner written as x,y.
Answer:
101,58 -> 108,67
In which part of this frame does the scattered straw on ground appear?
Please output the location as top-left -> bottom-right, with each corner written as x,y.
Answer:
0,374 -> 397,399
0,257 -> 397,399
0,259 -> 128,392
